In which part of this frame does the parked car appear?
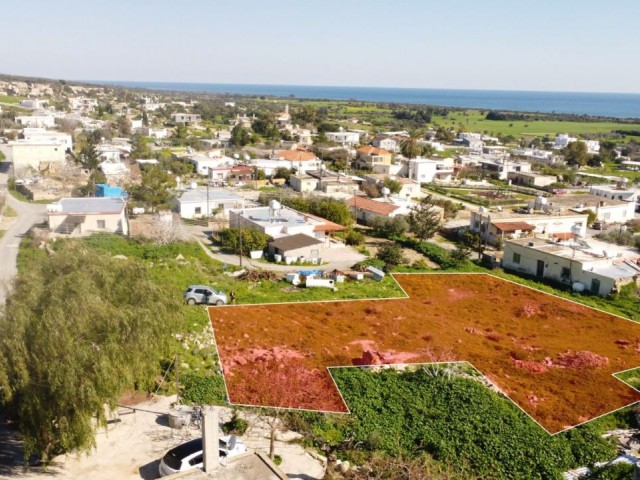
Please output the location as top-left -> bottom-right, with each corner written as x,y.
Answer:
183,285 -> 228,305
158,435 -> 247,477
592,221 -> 608,231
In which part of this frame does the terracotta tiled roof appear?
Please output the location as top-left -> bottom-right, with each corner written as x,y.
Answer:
492,221 -> 535,233
274,150 -> 318,162
357,146 -> 392,156
347,196 -> 400,216
552,232 -> 576,240
305,213 -> 347,232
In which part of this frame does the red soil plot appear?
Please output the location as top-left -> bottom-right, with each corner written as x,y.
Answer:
209,273 -> 640,434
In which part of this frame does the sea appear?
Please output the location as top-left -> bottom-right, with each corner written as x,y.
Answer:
98,81 -> 640,119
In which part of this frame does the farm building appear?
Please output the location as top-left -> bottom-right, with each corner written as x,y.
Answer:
268,233 -> 324,262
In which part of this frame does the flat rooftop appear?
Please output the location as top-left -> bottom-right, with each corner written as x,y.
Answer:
179,188 -> 245,204
547,194 -> 629,209
507,237 -> 640,268
49,197 -> 126,215
232,206 -> 323,229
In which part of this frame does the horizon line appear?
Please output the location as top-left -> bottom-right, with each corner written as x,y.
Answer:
84,79 -> 640,97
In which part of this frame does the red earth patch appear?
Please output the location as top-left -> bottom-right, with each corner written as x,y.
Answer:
209,273 -> 640,434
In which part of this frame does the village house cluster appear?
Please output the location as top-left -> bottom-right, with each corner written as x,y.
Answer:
0,77 -> 639,296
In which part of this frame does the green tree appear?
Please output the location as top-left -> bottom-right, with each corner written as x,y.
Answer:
130,134 -> 152,160
127,167 -> 174,212
75,135 -> 105,196
308,198 -> 353,227
173,124 -> 188,146
253,167 -> 267,180
407,195 -> 441,241
231,125 -> 251,147
142,111 -> 149,127
382,177 -> 402,195
400,131 -> 423,159
293,105 -> 317,126
368,216 -> 409,237
219,227 -> 271,255
0,242 -> 181,462
273,167 -> 292,182
376,243 -> 406,270
564,141 -> 591,167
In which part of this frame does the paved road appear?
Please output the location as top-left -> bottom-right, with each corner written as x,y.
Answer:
0,163 -> 47,305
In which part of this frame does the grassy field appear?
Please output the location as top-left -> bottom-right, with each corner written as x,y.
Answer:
249,96 -> 640,139
432,110 -> 640,138
0,95 -> 25,105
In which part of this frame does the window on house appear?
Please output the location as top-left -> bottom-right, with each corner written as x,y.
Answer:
603,212 -> 611,220
590,278 -> 601,294
561,267 -> 570,279
512,253 -> 521,264
195,207 -> 202,215
96,220 -> 106,229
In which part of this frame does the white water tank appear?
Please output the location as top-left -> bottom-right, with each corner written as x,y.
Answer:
572,282 -> 585,293
189,181 -> 198,189
535,196 -> 548,210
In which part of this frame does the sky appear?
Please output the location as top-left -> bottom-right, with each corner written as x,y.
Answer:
3,0 -> 640,93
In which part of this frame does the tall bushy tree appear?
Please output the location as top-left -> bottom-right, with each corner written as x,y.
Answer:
563,141 -> 590,167
407,195 -> 441,241
127,167 -> 174,212
0,243 -> 182,461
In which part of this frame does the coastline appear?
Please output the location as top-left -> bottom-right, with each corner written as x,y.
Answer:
92,80 -> 640,120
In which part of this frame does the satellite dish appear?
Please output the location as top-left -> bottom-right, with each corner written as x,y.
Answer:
381,187 -> 391,196
227,435 -> 237,451
244,154 -> 250,161
233,153 -> 240,159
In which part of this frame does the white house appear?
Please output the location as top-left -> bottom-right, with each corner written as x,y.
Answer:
22,128 -> 73,150
137,126 -> 169,139
177,188 -> 245,219
188,152 -> 236,176
47,197 -> 128,236
0,139 -> 67,170
326,131 -> 360,147
69,97 -> 98,112
229,205 -> 329,240
590,185 -> 640,212
15,115 -> 56,128
372,136 -> 398,152
470,209 -> 588,246
503,237 -> 640,296
545,194 -> 636,224
507,171 -> 557,188
408,157 -> 455,183
171,113 -> 202,124
554,134 -> 576,149
19,99 -> 48,109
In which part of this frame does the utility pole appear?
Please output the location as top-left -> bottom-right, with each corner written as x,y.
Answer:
238,213 -> 243,268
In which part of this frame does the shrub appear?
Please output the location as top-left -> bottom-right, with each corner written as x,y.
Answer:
180,372 -> 227,405
345,229 -> 365,246
376,244 -> 407,270
222,410 -> 249,436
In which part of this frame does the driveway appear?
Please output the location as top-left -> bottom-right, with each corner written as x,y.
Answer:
0,162 -> 48,305
189,227 -> 366,272
2,395 -> 325,480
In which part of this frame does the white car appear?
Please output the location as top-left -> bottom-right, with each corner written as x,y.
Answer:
158,435 -> 247,477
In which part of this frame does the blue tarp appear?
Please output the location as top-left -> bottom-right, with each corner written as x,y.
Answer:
298,269 -> 324,277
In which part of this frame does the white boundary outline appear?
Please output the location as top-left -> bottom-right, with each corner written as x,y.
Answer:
206,272 -> 640,435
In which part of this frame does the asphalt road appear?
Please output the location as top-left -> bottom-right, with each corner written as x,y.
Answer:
0,163 -> 47,305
